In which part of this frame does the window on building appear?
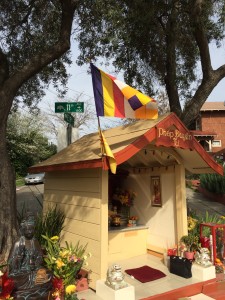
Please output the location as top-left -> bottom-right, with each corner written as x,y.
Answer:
212,140 -> 221,147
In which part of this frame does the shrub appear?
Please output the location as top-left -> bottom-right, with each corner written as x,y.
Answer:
35,205 -> 65,248
200,165 -> 225,194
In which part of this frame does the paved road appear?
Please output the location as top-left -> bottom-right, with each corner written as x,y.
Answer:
186,187 -> 225,218
16,184 -> 44,216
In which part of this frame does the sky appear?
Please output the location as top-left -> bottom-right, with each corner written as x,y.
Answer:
207,42 -> 225,102
40,41 -> 225,137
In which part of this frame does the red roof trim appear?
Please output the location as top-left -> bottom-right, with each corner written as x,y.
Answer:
114,113 -> 223,175
114,113 -> 186,165
29,159 -> 103,173
192,138 -> 223,175
115,127 -> 157,165
29,113 -> 223,175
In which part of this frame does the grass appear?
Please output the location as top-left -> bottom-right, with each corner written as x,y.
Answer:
16,178 -> 25,187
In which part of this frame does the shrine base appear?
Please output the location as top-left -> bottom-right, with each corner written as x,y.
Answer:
192,263 -> 216,281
96,279 -> 135,300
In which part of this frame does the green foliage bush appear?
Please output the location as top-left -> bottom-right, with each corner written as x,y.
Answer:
188,211 -> 225,237
200,165 -> 225,194
35,205 -> 65,248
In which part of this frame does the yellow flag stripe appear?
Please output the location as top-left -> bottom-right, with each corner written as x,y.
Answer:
100,70 -> 115,116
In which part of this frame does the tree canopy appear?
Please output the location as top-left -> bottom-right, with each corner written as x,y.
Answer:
0,0 -> 79,258
1,0 -> 225,260
7,112 -> 57,177
76,0 -> 225,127
0,0 -> 74,111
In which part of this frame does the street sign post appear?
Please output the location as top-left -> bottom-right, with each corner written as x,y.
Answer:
55,102 -> 84,113
64,113 -> 74,127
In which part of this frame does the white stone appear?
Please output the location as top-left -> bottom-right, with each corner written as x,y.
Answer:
96,279 -> 135,300
192,263 -> 216,281
188,293 -> 215,299
163,253 -> 170,268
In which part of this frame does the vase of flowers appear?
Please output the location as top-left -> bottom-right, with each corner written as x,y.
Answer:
111,188 -> 136,225
42,235 -> 91,300
180,234 -> 199,259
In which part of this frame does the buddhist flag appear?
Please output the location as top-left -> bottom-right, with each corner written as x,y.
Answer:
99,128 -> 117,174
91,63 -> 158,119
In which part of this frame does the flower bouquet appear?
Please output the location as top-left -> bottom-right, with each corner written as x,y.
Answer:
111,188 -> 137,226
42,235 -> 91,300
112,188 -> 136,208
0,261 -> 14,300
127,216 -> 138,227
0,272 -> 14,300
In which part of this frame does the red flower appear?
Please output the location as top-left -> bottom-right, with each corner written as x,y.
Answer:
0,273 -> 14,298
52,277 -> 64,291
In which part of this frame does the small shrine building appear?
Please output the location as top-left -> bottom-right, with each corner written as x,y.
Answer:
30,113 -> 223,289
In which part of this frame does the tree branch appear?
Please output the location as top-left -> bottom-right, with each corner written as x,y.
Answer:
0,48 -> 9,86
4,0 -> 79,96
181,0 -> 225,126
182,63 -> 225,126
164,2 -> 182,117
191,0 -> 212,78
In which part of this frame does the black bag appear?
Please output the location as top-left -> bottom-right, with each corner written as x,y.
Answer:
170,255 -> 192,278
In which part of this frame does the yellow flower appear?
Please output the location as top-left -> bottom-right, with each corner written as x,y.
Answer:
65,284 -> 76,295
60,250 -> 70,258
187,216 -> 197,231
50,236 -> 59,241
56,258 -> 65,268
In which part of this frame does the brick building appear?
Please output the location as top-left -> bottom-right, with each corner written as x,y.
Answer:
193,102 -> 225,161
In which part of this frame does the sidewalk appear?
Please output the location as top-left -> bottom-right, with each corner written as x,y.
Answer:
186,187 -> 225,218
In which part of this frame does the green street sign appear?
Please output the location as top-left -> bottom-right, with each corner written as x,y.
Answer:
55,102 -> 84,113
64,113 -> 74,127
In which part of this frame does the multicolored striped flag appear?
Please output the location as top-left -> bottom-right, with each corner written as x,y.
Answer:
91,63 -> 158,119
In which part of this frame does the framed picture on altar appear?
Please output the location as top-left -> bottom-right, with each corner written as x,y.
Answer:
151,176 -> 162,207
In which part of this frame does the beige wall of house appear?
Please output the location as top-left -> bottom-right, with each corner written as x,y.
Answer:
123,164 -> 187,254
42,163 -> 188,288
43,168 -> 109,289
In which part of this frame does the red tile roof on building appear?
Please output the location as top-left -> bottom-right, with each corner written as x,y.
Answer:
201,102 -> 225,111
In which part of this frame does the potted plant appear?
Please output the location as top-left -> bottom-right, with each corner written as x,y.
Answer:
180,234 -> 199,259
42,235 -> 91,300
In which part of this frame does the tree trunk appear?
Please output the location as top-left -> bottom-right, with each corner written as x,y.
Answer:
0,0 -> 78,261
0,117 -> 18,260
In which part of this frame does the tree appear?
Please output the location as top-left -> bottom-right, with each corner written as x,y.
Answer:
45,92 -> 96,139
7,112 -> 57,177
0,0 -> 79,259
76,0 -> 225,128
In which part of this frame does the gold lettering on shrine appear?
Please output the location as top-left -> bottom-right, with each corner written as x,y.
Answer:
157,128 -> 193,148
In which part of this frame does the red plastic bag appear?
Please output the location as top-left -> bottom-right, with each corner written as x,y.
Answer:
167,248 -> 177,256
